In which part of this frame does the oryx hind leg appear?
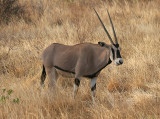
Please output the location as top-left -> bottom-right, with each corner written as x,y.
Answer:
91,77 -> 97,102
46,67 -> 59,87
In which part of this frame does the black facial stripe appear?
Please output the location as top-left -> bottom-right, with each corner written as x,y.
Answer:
91,84 -> 96,91
111,48 -> 115,60
117,50 -> 121,58
75,78 -> 80,87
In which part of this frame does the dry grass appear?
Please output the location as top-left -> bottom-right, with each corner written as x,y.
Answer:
0,0 -> 160,118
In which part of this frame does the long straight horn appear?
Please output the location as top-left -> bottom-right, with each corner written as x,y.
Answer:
106,9 -> 118,44
94,8 -> 114,45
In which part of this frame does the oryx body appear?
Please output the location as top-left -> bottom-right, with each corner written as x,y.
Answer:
41,9 -> 123,101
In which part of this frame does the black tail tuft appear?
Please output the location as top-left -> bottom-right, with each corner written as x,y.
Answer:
41,65 -> 46,85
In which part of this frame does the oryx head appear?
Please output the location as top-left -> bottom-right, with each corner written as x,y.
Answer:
94,9 -> 123,66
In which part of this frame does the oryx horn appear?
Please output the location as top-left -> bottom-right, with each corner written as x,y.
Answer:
106,9 -> 118,44
94,8 -> 114,45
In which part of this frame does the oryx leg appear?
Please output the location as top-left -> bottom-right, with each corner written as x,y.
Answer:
46,67 -> 58,87
73,78 -> 81,99
91,77 -> 97,102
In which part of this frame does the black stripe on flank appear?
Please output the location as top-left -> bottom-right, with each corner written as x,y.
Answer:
54,66 -> 75,74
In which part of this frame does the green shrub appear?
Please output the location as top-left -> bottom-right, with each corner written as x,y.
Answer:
0,88 -> 20,104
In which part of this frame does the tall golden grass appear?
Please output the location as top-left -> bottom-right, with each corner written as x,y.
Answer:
0,0 -> 160,118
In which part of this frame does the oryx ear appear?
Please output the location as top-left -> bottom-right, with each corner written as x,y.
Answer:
98,42 -> 106,47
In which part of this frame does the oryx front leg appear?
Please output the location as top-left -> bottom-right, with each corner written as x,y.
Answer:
91,77 -> 97,102
74,78 -> 81,99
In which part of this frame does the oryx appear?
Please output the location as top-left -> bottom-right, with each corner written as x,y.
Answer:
40,9 -> 123,101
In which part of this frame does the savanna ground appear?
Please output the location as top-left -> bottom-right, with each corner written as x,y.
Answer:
0,0 -> 160,118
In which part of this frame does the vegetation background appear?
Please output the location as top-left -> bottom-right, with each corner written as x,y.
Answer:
0,0 -> 160,118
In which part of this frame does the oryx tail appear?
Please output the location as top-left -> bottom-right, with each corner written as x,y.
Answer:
41,65 -> 46,85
